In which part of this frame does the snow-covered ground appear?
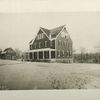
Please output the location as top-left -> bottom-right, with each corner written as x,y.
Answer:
0,59 -> 100,90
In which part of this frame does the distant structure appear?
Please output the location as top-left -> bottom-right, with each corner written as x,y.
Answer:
25,25 -> 73,63
0,48 -> 16,60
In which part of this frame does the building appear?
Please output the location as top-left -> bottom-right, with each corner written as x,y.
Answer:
0,48 -> 16,60
25,25 -> 73,63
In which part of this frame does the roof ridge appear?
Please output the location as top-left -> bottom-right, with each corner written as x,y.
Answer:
40,27 -> 50,31
39,25 -> 66,39
50,25 -> 66,31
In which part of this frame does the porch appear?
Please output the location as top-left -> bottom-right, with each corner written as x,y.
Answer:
25,48 -> 56,62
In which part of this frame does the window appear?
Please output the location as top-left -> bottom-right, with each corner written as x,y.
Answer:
34,43 -> 36,48
50,41 -> 52,47
68,51 -> 70,57
58,50 -> 60,57
37,34 -> 44,40
67,43 -> 69,48
42,34 -> 44,39
67,51 -> 69,57
58,40 -> 61,46
69,51 -> 72,57
66,42 -> 68,46
45,41 -> 47,47
64,41 -> 66,46
37,35 -> 39,40
39,42 -> 41,48
38,35 -> 40,40
61,41 -> 63,46
39,34 -> 40,39
40,34 -> 42,39
69,43 -> 72,48
63,50 -> 64,57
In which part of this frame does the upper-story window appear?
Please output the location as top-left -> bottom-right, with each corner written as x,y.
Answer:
39,42 -> 41,48
30,45 -> 32,50
34,43 -> 36,48
41,34 -> 44,39
58,40 -> 61,46
61,41 -> 63,46
63,50 -> 64,57
45,41 -> 47,47
69,43 -> 72,48
64,41 -> 66,46
50,41 -> 52,47
37,33 -> 44,40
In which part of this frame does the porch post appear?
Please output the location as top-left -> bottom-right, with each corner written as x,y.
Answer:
49,50 -> 51,60
28,52 -> 30,60
37,52 -> 39,60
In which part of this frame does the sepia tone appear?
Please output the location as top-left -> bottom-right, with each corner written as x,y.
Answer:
0,12 -> 100,90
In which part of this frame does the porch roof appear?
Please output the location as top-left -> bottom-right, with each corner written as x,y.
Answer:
26,48 -> 56,53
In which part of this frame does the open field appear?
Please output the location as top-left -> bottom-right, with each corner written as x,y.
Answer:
0,60 -> 100,90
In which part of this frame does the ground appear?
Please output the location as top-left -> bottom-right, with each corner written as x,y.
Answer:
0,59 -> 100,90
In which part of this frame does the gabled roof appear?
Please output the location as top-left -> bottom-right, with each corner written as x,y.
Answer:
3,48 -> 16,54
29,25 -> 66,44
4,48 -> 14,52
40,25 -> 65,39
50,25 -> 65,38
40,27 -> 50,37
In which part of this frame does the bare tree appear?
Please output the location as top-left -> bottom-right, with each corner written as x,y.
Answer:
15,48 -> 22,59
94,42 -> 100,63
95,42 -> 100,53
79,47 -> 86,54
79,47 -> 87,63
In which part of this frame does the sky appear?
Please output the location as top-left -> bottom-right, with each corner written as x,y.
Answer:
0,12 -> 100,52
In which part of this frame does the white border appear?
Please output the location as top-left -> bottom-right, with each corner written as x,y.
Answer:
0,0 -> 100,100
0,0 -> 100,12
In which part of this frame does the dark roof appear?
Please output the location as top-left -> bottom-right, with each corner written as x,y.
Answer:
40,25 -> 65,39
40,27 -> 50,37
4,48 -> 13,51
4,48 -> 15,54
50,25 -> 65,38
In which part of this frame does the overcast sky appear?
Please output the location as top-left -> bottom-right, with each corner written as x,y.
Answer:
0,12 -> 100,52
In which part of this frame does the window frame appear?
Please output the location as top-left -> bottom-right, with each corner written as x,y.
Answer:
39,42 -> 41,48
45,41 -> 47,47
34,43 -> 37,48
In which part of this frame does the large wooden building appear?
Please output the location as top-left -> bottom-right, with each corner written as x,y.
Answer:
25,25 -> 73,63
